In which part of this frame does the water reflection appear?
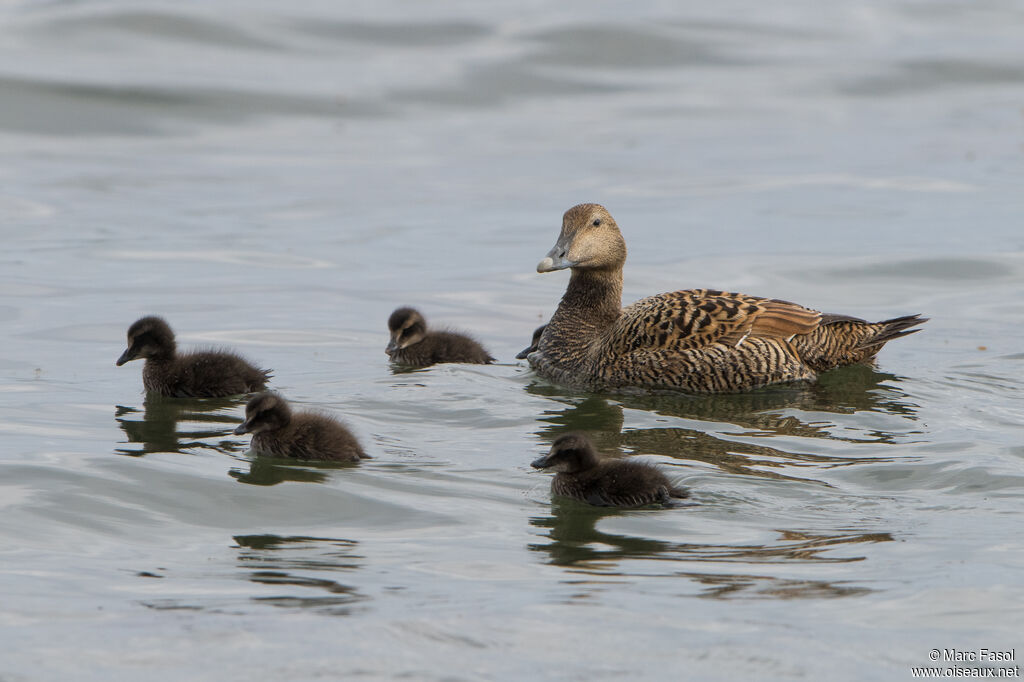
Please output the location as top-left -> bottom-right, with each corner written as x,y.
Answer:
529,500 -> 672,566
529,501 -> 890,598
528,364 -> 919,482
628,363 -> 919,435
114,395 -> 246,457
233,534 -> 367,615
228,457 -> 352,486
388,364 -> 428,376
531,364 -> 918,437
681,572 -> 873,600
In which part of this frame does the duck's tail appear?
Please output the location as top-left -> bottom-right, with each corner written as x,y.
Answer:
856,314 -> 929,347
792,313 -> 928,372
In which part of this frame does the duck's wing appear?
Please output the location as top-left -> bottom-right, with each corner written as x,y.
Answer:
584,487 -> 670,508
581,462 -> 680,508
609,288 -> 822,353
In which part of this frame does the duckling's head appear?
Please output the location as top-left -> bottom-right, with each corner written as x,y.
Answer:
116,316 -> 176,366
537,203 -> 627,273
386,307 -> 427,354
515,324 -> 546,360
531,432 -> 600,473
234,391 -> 292,435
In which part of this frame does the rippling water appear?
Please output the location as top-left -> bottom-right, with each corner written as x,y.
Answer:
2,2 -> 1023,680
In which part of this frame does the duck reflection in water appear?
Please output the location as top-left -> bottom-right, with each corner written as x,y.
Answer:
529,363 -> 921,483
115,395 -> 248,457
233,534 -> 367,615
528,502 -> 891,598
228,457 -> 345,486
529,499 -> 672,566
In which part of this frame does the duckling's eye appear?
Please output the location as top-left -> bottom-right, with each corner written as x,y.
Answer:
592,218 -> 601,226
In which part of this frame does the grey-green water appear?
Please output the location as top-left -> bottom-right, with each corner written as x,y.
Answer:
1,2 -> 1023,680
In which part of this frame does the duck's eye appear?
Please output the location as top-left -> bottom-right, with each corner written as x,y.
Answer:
592,218 -> 602,226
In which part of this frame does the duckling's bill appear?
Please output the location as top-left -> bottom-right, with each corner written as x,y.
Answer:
115,345 -> 138,366
530,454 -> 553,469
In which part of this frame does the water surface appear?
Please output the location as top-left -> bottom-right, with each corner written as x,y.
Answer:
1,2 -> 1023,680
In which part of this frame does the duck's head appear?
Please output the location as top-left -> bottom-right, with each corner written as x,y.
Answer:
531,432 -> 600,473
234,391 -> 292,435
116,316 -> 176,366
515,324 -> 546,360
537,203 -> 627,273
386,307 -> 427,354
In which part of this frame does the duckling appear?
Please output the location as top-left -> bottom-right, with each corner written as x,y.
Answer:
386,307 -> 494,367
234,391 -> 367,462
531,203 -> 927,393
531,433 -> 687,507
117,316 -> 271,398
515,325 -> 547,360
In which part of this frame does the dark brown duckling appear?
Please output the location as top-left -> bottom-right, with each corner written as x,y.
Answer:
234,391 -> 367,462
531,432 -> 688,507
531,203 -> 927,393
515,324 -> 547,360
386,307 -> 494,367
117,316 -> 271,398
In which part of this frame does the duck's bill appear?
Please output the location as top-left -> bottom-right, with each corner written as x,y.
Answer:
515,346 -> 534,360
233,420 -> 253,435
115,346 -> 137,366
536,240 -> 575,273
536,254 -> 573,273
530,454 -> 553,469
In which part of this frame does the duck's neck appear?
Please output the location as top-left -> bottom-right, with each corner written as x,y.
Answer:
141,352 -> 175,393
143,348 -> 175,369
553,266 -> 623,330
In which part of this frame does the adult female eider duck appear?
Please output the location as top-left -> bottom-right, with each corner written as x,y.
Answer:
531,433 -> 687,507
234,391 -> 367,462
386,307 -> 494,367
529,203 -> 927,393
116,316 -> 271,398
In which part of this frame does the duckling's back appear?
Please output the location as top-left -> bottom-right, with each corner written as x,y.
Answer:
554,460 -> 686,507
253,412 -> 365,462
392,331 -> 494,367
146,350 -> 270,398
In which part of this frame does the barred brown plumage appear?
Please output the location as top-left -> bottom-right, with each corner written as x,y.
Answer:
528,203 -> 927,393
